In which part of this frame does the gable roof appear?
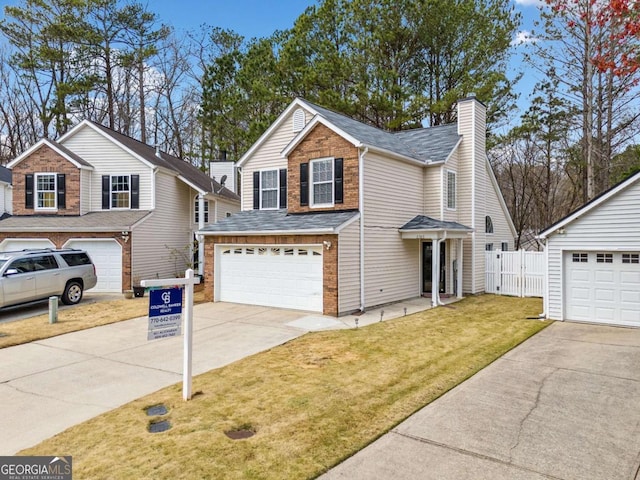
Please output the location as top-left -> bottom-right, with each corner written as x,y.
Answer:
84,122 -> 239,202
238,97 -> 462,168
538,170 -> 640,239
199,209 -> 359,235
7,138 -> 93,170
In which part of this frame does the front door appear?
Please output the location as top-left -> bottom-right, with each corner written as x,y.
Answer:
422,241 -> 446,294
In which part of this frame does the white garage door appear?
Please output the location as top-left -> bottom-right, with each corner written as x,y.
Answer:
217,245 -> 323,312
0,238 -> 55,252
64,239 -> 122,293
564,251 -> 640,326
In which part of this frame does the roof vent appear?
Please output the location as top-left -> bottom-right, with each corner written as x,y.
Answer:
292,108 -> 305,132
155,145 -> 162,158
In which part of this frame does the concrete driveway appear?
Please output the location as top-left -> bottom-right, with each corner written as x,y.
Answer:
323,321 -> 640,480
0,302 -> 315,455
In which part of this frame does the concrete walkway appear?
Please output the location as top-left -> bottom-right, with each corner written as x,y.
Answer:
0,297 -> 436,455
322,321 -> 640,480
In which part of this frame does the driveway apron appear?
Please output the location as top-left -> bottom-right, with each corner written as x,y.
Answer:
0,303 -> 310,455
322,321 -> 640,480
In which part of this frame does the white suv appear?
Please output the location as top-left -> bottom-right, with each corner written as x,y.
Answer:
0,248 -> 98,308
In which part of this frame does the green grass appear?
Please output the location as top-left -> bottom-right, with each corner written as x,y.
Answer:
21,295 -> 548,479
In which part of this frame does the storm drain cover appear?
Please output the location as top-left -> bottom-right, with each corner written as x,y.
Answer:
224,429 -> 255,440
148,420 -> 171,433
145,404 -> 168,416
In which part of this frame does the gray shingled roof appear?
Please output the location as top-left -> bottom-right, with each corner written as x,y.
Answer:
305,100 -> 461,164
0,166 -> 11,184
399,215 -> 472,231
200,209 -> 359,234
0,210 -> 152,232
89,122 -> 240,202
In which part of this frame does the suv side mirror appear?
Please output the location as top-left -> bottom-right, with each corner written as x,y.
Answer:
4,268 -> 19,276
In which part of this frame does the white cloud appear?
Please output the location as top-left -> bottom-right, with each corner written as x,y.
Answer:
513,0 -> 545,6
511,30 -> 538,46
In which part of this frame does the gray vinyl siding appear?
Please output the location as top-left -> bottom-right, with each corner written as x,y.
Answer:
363,151 -> 422,307
423,165 -> 441,218
80,169 -> 91,214
213,197 -> 241,222
131,171 -> 193,281
338,218 -> 361,314
546,180 -> 640,320
241,106 -> 314,211
61,126 -> 154,211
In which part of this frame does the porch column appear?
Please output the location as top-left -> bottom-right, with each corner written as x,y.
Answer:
432,237 -> 440,307
457,238 -> 464,298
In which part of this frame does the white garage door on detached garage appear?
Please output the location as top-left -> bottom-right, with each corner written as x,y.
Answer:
64,239 -> 122,293
217,245 -> 323,312
564,251 -> 640,326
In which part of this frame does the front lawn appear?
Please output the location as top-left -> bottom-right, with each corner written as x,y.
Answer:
21,295 -> 548,479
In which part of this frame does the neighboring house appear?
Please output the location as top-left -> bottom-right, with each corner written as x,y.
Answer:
0,121 -> 240,293
0,166 -> 11,217
199,96 -> 515,316
538,170 -> 640,327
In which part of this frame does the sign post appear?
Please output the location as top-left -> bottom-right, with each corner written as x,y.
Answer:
141,269 -> 200,400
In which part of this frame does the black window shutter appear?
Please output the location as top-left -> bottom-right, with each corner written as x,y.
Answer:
25,174 -> 34,209
56,174 -> 66,209
102,175 -> 110,209
131,175 -> 139,209
300,163 -> 309,206
253,171 -> 260,209
334,157 -> 344,204
279,168 -> 287,208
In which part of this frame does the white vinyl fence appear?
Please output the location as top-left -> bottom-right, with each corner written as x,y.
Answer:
485,250 -> 545,298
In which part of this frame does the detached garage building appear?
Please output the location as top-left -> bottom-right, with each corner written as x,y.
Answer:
539,171 -> 640,327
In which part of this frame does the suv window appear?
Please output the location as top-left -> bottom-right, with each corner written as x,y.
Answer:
60,252 -> 91,266
9,255 -> 58,272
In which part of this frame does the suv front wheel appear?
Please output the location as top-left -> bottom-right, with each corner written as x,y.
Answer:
62,280 -> 83,305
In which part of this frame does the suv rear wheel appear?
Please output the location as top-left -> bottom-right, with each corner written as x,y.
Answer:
62,280 -> 83,305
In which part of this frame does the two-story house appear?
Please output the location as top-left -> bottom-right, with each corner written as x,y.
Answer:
0,121 -> 240,293
199,96 -> 515,316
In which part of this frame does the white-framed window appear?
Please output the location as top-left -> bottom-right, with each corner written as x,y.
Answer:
111,175 -> 130,209
311,158 -> 334,207
485,243 -> 493,251
446,171 -> 456,210
260,170 -> 279,209
35,173 -> 56,210
622,253 -> 639,264
195,199 -> 210,223
501,242 -> 509,251
485,216 -> 494,234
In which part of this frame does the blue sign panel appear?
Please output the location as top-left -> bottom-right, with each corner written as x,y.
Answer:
147,287 -> 183,340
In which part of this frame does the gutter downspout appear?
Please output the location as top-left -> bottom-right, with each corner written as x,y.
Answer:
197,193 -> 205,276
359,147 -> 368,312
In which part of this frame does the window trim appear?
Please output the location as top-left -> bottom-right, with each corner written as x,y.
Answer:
485,215 -> 494,234
259,169 -> 280,210
446,170 -> 456,210
310,157 -> 334,208
34,172 -> 57,211
110,174 -> 131,210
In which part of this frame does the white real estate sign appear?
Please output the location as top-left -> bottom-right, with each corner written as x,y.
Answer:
147,287 -> 183,340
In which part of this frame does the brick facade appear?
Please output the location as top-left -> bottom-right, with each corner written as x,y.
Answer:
0,231 -> 132,290
287,123 -> 359,214
12,145 -> 82,216
204,234 -> 339,316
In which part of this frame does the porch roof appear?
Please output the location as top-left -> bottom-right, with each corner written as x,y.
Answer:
399,215 -> 473,239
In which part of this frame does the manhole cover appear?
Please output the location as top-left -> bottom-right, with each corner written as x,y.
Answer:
224,429 -> 255,440
145,404 -> 168,416
148,420 -> 171,433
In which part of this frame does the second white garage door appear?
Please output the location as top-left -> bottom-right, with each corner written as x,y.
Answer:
64,239 -> 122,293
564,251 -> 640,326
217,245 -> 323,312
